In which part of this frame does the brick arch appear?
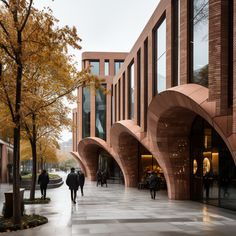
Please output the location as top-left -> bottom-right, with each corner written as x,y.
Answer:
110,120 -> 166,187
148,84 -> 236,200
70,152 -> 88,177
77,137 -> 126,183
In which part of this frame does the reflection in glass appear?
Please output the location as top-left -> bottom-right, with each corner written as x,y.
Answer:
114,61 -> 124,75
90,61 -> 100,75
155,18 -> 166,93
203,157 -> 210,176
193,159 -> 198,174
191,0 -> 209,86
96,85 -> 106,140
191,116 -> 236,210
129,63 -> 134,119
104,61 -> 109,76
82,87 -> 90,138
157,53 -> 166,93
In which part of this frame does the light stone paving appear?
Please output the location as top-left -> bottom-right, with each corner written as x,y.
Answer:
1,172 -> 236,235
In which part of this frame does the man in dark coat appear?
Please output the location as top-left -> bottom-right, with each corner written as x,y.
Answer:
66,167 -> 79,203
77,170 -> 85,196
149,172 -> 159,200
38,169 -> 50,200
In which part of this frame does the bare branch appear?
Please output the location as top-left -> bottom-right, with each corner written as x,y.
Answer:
20,0 -> 33,32
0,43 -> 15,60
0,0 -> 9,8
0,63 -> 15,120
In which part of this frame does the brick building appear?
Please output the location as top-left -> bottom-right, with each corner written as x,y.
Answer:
72,0 -> 236,210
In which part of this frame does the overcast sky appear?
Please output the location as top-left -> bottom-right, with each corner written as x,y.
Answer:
34,0 -> 160,142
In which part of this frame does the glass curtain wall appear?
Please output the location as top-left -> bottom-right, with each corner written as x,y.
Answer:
190,0 -> 209,86
90,61 -> 100,75
155,18 -> 166,93
129,62 -> 134,119
95,85 -> 106,140
190,116 -> 236,210
82,87 -> 90,138
114,61 -> 124,75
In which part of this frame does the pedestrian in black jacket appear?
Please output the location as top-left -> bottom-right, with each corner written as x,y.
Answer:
66,167 -> 79,203
77,170 -> 85,196
38,169 -> 49,200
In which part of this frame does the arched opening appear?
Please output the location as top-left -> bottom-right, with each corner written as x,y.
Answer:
110,123 -> 167,190
190,116 -> 236,210
77,137 -> 126,184
98,150 -> 124,184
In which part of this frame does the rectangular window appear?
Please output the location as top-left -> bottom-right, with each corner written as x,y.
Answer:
155,18 -> 166,94
90,60 -> 100,75
104,60 -> 109,76
128,61 -> 134,119
122,72 -> 126,119
118,79 -> 121,120
95,85 -> 106,140
144,38 -> 148,131
114,84 -> 117,122
228,0 -> 233,108
190,0 -> 209,87
114,60 -> 124,75
111,85 -> 114,125
137,49 -> 141,126
82,87 -> 90,138
172,0 -> 180,86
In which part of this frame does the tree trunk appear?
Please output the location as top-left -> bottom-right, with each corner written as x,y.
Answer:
12,126 -> 21,224
30,114 -> 37,200
13,29 -> 23,224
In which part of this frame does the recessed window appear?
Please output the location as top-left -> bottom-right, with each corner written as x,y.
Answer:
128,62 -> 134,119
154,18 -> 166,94
114,61 -> 124,75
190,0 -> 209,87
95,85 -> 106,140
104,60 -> 109,76
90,61 -> 100,75
82,87 -> 90,138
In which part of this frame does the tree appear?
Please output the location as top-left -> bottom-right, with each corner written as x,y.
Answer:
0,0 -> 102,224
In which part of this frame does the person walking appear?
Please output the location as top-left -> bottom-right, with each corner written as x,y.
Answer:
66,167 -> 79,203
38,169 -> 50,200
149,171 -> 158,200
77,170 -> 85,196
96,169 -> 102,187
101,170 -> 108,187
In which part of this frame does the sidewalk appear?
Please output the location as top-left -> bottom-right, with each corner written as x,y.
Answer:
1,172 -> 236,235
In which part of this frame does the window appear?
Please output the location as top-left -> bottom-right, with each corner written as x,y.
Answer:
104,60 -> 109,76
144,39 -> 148,131
190,0 -> 209,86
137,49 -> 141,126
228,0 -> 233,107
154,18 -> 166,94
173,0 -> 180,86
122,72 -> 126,119
95,85 -> 106,140
128,62 -> 134,119
118,79 -> 121,120
114,61 -> 124,75
82,87 -> 90,138
114,84 -> 117,122
111,85 -> 114,125
90,61 -> 100,75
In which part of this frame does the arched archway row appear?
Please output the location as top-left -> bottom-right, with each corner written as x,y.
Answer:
74,84 -> 235,200
76,137 -> 129,186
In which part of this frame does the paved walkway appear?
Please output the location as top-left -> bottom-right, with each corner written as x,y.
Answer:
1,172 -> 236,235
